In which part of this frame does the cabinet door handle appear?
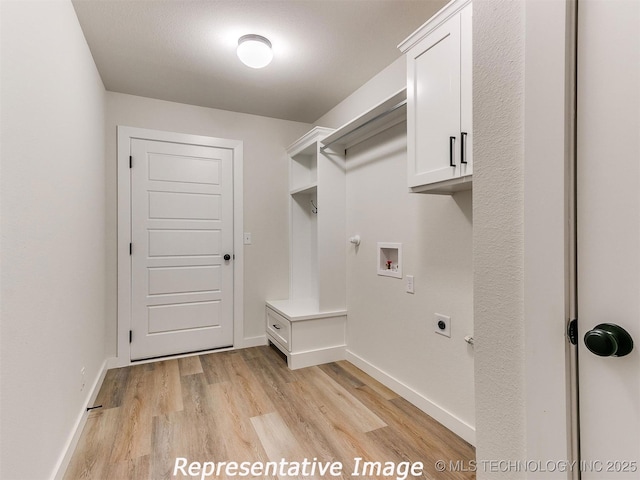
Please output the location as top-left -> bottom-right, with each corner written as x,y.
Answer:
461,132 -> 468,164
272,324 -> 281,330
450,136 -> 456,167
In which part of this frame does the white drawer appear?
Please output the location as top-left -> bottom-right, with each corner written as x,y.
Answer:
266,307 -> 291,351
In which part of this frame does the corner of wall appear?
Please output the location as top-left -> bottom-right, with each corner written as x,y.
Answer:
52,358 -> 111,480
472,0 -> 527,472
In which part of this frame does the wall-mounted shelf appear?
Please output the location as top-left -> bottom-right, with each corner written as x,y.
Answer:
289,128 -> 332,193
290,183 -> 318,196
321,88 -> 407,153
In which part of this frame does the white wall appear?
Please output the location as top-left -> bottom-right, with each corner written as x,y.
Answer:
315,54 -> 475,442
473,3 -> 577,477
105,92 -> 311,356
324,0 -> 575,475
315,56 -> 407,129
472,0 -> 527,475
0,1 -> 575,477
0,1 -> 107,478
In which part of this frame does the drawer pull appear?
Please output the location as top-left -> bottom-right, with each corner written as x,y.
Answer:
272,324 -> 281,330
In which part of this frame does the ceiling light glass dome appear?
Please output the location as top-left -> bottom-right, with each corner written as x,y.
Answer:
237,34 -> 273,69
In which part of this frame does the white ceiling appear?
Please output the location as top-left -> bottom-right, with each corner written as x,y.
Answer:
72,0 -> 447,123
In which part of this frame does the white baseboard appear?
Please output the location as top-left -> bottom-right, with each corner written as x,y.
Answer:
52,357 -> 112,480
106,355 -> 121,369
289,345 -> 346,370
345,349 -> 476,446
239,335 -> 268,349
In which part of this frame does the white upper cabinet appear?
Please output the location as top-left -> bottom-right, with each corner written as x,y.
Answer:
399,0 -> 472,194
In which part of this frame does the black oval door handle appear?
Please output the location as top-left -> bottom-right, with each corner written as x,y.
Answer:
584,323 -> 634,357
224,254 -> 231,261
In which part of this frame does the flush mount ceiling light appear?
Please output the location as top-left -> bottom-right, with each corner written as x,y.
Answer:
237,34 -> 273,69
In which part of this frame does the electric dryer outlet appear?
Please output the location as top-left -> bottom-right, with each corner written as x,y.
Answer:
434,313 -> 451,338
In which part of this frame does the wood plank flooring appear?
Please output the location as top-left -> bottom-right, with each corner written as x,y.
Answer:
65,346 -> 475,479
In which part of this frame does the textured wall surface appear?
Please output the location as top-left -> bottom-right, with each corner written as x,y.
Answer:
0,1 -> 107,478
472,0 -> 527,476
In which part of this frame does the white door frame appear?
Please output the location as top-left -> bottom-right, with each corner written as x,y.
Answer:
116,126 -> 244,366
522,0 -> 577,476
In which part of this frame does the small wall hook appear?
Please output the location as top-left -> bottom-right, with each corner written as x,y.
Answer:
349,235 -> 361,246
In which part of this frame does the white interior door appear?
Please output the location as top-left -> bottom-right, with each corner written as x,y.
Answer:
130,138 -> 234,360
577,0 -> 639,477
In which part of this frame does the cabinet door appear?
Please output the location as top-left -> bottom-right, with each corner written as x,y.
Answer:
459,3 -> 473,177
407,13 -> 461,188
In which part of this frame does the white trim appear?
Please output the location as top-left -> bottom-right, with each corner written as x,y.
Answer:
242,335 -> 269,349
116,126 -> 244,367
52,359 -> 110,480
286,126 -> 334,157
288,345 -> 346,370
398,0 -> 472,53
523,1 -> 575,477
232,139 -> 245,350
105,356 -> 121,370
345,349 -> 475,445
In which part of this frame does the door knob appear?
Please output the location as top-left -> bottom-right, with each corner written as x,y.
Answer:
223,254 -> 231,261
584,323 -> 634,357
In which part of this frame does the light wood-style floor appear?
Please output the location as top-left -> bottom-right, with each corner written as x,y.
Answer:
65,346 -> 475,479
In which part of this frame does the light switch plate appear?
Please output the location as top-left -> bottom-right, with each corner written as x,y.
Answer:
406,275 -> 414,294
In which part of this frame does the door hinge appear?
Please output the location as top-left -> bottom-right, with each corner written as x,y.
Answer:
129,243 -> 132,255
129,330 -> 132,343
129,155 -> 132,168
567,318 -> 578,345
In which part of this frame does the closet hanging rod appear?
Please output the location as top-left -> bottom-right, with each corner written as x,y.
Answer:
320,99 -> 407,151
